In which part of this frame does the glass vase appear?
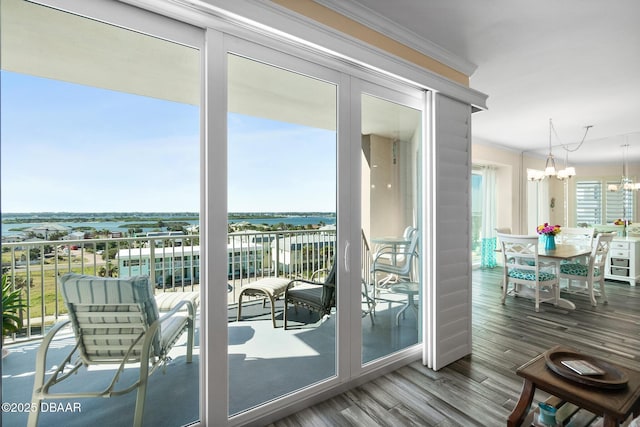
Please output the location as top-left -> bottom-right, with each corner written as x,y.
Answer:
545,234 -> 556,251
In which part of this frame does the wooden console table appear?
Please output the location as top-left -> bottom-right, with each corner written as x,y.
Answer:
508,346 -> 640,427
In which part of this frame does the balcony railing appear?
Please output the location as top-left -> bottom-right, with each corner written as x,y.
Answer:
1,228 -> 336,342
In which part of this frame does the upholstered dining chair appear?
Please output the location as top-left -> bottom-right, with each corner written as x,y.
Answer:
28,274 -> 195,427
497,233 -> 560,312
558,227 -> 595,265
559,232 -> 615,306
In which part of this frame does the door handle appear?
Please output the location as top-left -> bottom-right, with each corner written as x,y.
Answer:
344,240 -> 350,273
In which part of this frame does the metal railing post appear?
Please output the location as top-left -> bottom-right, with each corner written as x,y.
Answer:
2,228 -> 335,342
149,239 -> 156,288
274,235 -> 280,278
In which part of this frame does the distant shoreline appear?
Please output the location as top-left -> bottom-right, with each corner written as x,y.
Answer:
1,212 -> 336,224
1,212 -> 336,237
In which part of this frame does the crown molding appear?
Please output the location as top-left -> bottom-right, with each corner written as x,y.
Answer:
121,0 -> 486,108
314,0 -> 477,77
35,0 -> 486,109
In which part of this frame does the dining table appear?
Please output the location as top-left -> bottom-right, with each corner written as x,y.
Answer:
535,243 -> 592,310
372,236 -> 410,248
498,243 -> 592,310
537,243 -> 592,261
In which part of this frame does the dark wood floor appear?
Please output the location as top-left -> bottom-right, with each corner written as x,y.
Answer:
270,269 -> 640,426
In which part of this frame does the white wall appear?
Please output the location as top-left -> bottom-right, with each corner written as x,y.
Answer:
473,141 -> 640,232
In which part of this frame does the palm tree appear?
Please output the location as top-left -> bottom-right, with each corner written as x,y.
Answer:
98,263 -> 119,278
2,274 -> 27,357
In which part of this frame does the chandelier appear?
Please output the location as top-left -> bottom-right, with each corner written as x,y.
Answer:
608,144 -> 640,191
527,119 -> 592,182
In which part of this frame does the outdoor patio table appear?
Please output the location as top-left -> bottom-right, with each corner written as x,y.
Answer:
388,281 -> 419,325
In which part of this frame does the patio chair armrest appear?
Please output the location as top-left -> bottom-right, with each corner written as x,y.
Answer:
372,248 -> 418,263
36,320 -> 72,365
42,319 -> 72,343
154,300 -> 195,365
33,320 -> 75,393
309,268 -> 329,282
158,299 -> 195,323
140,318 -> 162,363
286,278 -> 334,290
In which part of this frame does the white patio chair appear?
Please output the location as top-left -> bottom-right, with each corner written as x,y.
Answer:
371,227 -> 419,297
559,232 -> 615,306
497,233 -> 560,312
28,274 -> 195,427
372,225 -> 416,266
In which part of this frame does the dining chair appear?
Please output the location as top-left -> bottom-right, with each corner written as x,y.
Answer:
495,227 -> 533,266
497,233 -> 560,312
559,232 -> 615,306
559,227 -> 594,246
493,227 -> 512,289
495,227 -> 512,234
558,227 -> 595,266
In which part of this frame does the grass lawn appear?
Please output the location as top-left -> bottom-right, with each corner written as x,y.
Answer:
6,259 -> 104,330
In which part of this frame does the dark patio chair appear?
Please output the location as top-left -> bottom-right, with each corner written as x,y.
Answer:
283,262 -> 336,329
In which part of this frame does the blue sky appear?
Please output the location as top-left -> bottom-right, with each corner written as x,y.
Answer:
1,71 -> 336,213
228,114 -> 336,212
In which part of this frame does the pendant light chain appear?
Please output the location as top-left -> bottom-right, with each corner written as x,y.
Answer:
528,118 -> 592,181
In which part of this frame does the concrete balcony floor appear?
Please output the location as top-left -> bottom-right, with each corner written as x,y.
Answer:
2,292 -> 418,426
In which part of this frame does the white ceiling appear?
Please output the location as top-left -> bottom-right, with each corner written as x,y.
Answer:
5,0 -> 638,166
2,0 -> 417,143
340,0 -> 640,165
1,0 -> 200,105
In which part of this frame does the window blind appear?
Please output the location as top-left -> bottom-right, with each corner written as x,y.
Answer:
575,180 -> 602,224
605,180 -> 634,223
575,179 -> 634,224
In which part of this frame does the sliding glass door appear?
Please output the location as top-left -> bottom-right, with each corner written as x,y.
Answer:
226,51 -> 338,416
223,44 -> 426,418
360,85 -> 423,364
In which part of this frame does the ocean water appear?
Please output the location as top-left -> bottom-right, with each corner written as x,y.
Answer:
1,213 -> 336,237
229,215 -> 335,227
